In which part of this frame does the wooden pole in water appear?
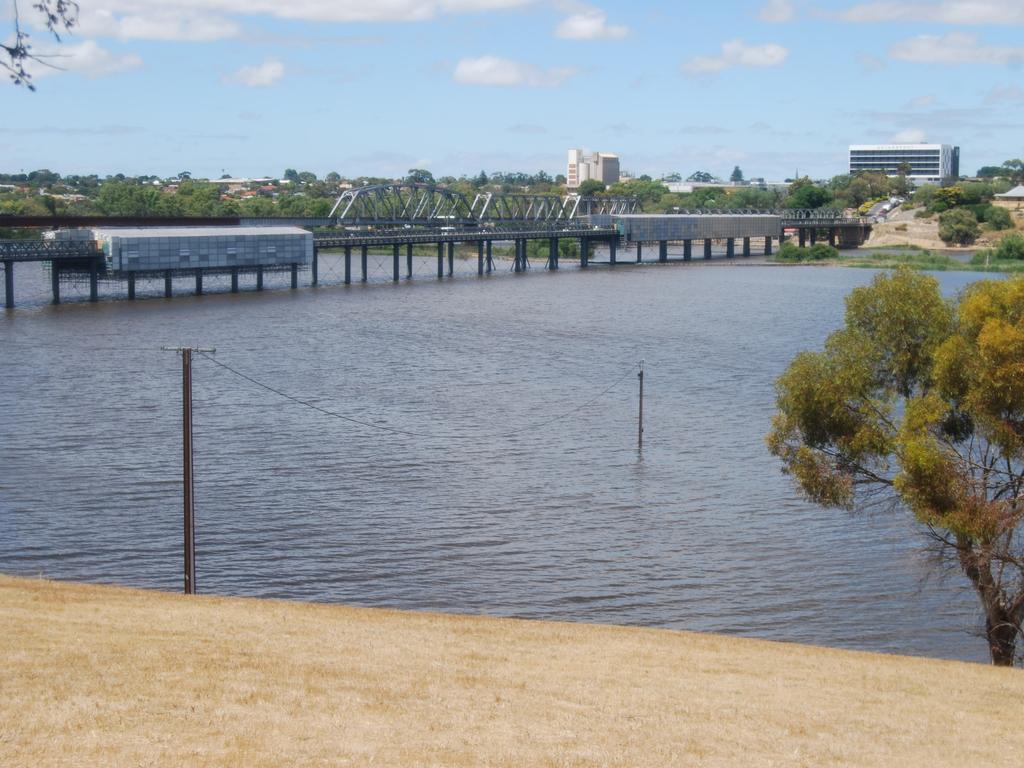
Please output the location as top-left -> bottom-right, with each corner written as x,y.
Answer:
638,359 -> 645,449
162,346 -> 216,594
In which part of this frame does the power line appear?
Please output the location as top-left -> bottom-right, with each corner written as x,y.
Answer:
196,351 -> 638,441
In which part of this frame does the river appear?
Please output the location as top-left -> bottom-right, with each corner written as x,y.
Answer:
0,258 -> 992,663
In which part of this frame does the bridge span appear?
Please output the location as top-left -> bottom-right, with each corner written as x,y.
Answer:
1,183 -> 870,308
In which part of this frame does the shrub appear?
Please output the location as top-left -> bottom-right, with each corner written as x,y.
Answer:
983,206 -> 1013,230
938,208 -> 980,245
774,241 -> 838,262
995,233 -> 1024,260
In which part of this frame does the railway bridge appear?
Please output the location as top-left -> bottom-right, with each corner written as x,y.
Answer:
1,183 -> 870,308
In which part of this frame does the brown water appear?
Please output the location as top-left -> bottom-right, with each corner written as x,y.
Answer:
0,258 -> 991,662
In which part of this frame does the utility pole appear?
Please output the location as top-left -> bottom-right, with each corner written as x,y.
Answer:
638,359 -> 645,449
162,346 -> 215,594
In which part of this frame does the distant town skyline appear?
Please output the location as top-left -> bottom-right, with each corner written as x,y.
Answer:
2,1 -> 1023,180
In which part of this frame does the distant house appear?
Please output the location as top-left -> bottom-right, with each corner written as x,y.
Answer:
994,185 -> 1024,210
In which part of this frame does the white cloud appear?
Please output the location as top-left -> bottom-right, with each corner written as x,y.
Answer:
453,56 -> 575,86
682,40 -> 788,73
838,1 -> 1024,24
68,1 -> 539,42
890,33 -> 1024,65
904,94 -> 937,109
555,9 -> 629,39
24,40 -> 142,79
759,0 -> 794,23
225,58 -> 285,87
891,128 -> 928,142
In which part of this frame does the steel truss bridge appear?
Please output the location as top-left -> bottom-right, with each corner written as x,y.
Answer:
327,183 -> 640,225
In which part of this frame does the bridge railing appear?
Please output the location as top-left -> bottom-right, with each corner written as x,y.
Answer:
0,239 -> 102,262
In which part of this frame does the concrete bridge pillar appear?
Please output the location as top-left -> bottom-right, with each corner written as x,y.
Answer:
828,228 -> 836,247
231,266 -> 239,292
89,260 -> 99,302
344,245 -> 352,284
743,237 -> 751,257
311,252 -> 318,286
195,269 -> 203,296
580,238 -> 590,267
407,243 -> 414,278
549,237 -> 559,270
164,270 -> 173,298
292,263 -> 299,289
798,229 -> 806,247
128,273 -> 136,300
257,265 -> 264,291
809,229 -> 818,246
684,240 -> 692,261
609,238 -> 617,265
636,241 -> 643,264
361,245 -> 369,282
659,241 -> 667,262
393,244 -> 401,282
4,260 -> 13,309
765,236 -> 773,256
478,241 -> 485,275
704,239 -> 712,259
486,240 -> 494,273
726,238 -> 735,258
51,263 -> 61,304
436,242 -> 444,278
447,241 -> 455,276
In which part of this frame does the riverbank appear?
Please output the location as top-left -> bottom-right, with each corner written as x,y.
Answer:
3,575 -> 1021,767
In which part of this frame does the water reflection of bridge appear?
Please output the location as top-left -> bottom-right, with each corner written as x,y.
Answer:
1,183 -> 870,308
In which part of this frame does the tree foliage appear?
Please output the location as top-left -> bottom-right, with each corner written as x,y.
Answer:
938,208 -> 980,245
768,269 -> 1024,665
785,177 -> 833,209
3,1 -> 78,90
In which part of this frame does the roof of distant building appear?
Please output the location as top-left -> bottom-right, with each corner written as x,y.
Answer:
995,185 -> 1024,198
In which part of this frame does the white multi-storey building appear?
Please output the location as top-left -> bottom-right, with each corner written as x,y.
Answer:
848,143 -> 960,185
567,149 -> 620,189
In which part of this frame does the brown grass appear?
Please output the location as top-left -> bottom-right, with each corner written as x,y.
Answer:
2,574 -> 1022,767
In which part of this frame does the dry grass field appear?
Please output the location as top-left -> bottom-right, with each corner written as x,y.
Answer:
2,574 -> 1022,767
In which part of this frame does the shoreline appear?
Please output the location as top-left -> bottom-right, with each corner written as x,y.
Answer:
3,574 -> 1022,766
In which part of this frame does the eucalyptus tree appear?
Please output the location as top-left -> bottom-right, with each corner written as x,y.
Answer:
769,269 -> 1024,666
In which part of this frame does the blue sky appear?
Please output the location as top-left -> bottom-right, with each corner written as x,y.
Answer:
2,0 -> 1023,180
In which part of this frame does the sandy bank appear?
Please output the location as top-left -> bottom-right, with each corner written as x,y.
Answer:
2,574 -> 1021,767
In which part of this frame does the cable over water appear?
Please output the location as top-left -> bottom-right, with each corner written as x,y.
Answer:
196,351 -> 639,441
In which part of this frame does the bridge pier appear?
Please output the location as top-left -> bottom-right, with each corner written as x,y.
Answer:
291,263 -> 299,289
684,240 -> 692,261
231,267 -> 239,292
436,242 -> 444,278
478,241 -> 485,275
636,241 -> 642,264
743,237 -> 751,257
810,228 -> 818,246
128,273 -> 136,300
765,236 -> 773,256
311,251 -> 318,286
361,245 -> 368,282
89,260 -> 98,302
659,241 -> 667,262
257,265 -> 264,291
704,239 -> 712,259
344,246 -> 352,284
3,262 -> 12,309
393,244 -> 400,282
486,240 -> 494,273
164,270 -> 172,298
4,260 -> 13,309
447,241 -> 454,276
828,228 -> 836,247
726,238 -> 735,259
799,229 -> 806,247
407,243 -> 413,278
548,237 -> 558,270
195,269 -> 203,296
609,238 -> 617,265
580,238 -> 589,268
